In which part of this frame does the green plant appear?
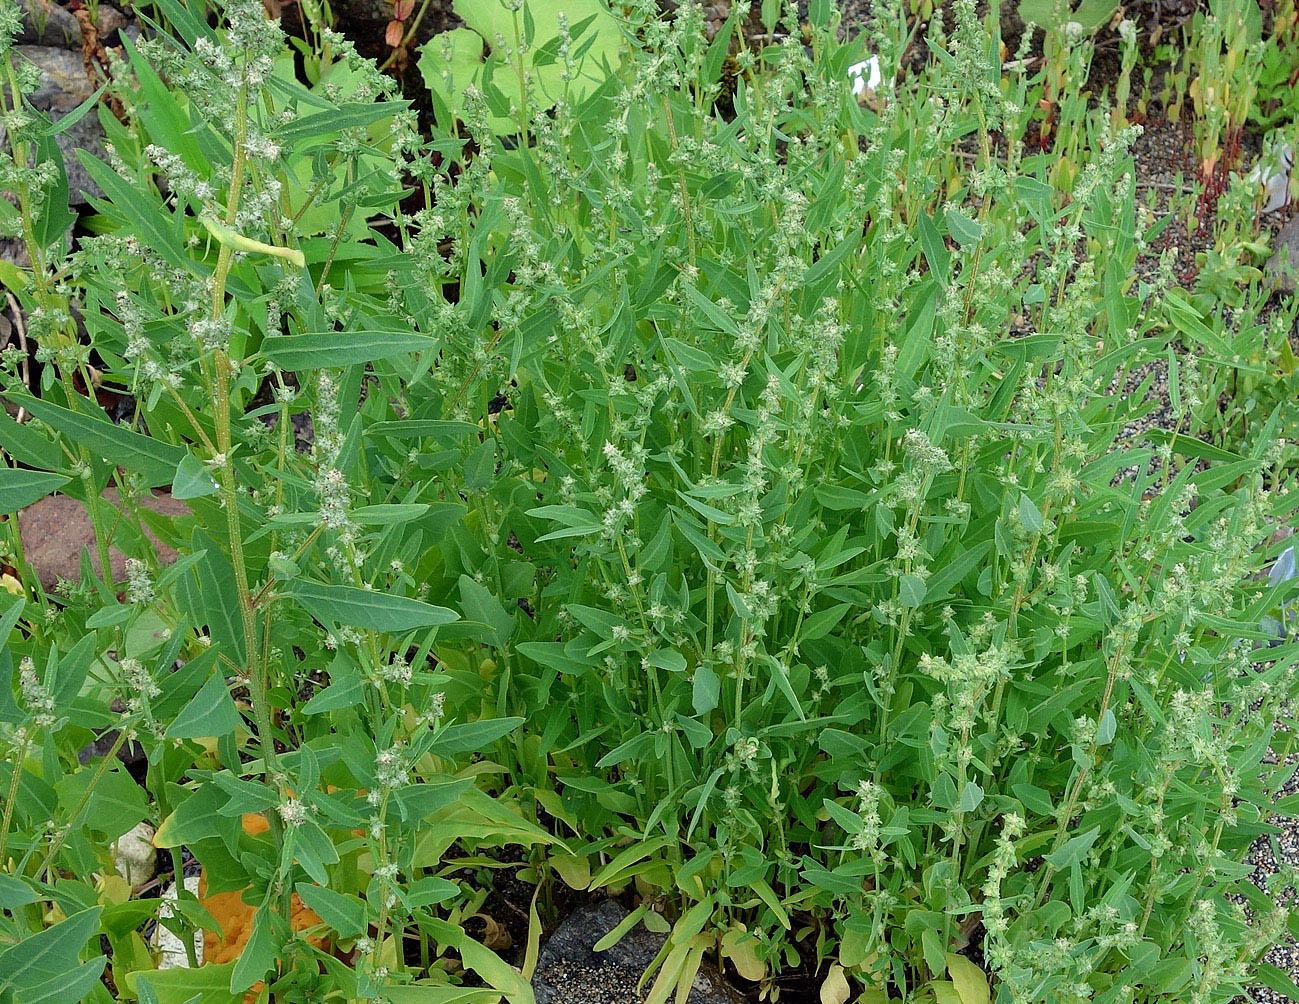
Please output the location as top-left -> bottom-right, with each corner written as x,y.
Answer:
1182,0 -> 1265,208
0,2 -> 1297,1004
1249,0 -> 1299,130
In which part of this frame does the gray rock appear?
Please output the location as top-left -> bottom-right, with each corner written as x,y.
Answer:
14,1 -> 126,49
14,0 -> 80,48
533,901 -> 735,1004
8,45 -> 106,203
91,4 -> 127,41
1267,217 -> 1299,294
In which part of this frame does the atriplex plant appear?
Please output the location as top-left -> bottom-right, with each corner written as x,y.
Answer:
0,0 -> 1297,1003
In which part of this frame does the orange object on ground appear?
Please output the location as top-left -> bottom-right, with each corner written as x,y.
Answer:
198,814 -> 328,972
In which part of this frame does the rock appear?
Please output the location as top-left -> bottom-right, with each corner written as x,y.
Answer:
113,821 -> 157,886
91,5 -> 127,42
533,901 -> 735,1004
1267,217 -> 1299,294
1248,139 -> 1294,214
848,54 -> 884,99
8,45 -> 106,203
14,1 -> 127,48
18,488 -> 189,591
154,874 -> 204,970
14,0 -> 80,48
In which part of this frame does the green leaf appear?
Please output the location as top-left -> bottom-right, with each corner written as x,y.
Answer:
352,504 -> 431,525
172,453 -> 218,499
945,953 -> 991,1004
957,781 -> 984,814
0,469 -> 68,514
263,330 -> 435,370
292,817 -> 339,886
661,336 -> 715,373
1072,0 -> 1118,29
133,963 -> 242,1004
418,28 -> 486,126
302,654 -> 364,714
0,907 -> 103,995
1255,962 -> 1299,1003
458,575 -> 514,648
366,420 -> 478,441
1017,0 -> 1064,26
679,285 -> 739,335
154,783 -> 242,850
15,956 -> 106,1004
917,212 -> 950,285
566,604 -> 626,641
295,884 -> 367,939
291,581 -> 459,632
945,210 -> 983,247
175,530 -> 246,663
1045,826 -> 1100,870
384,988 -> 503,1004
278,100 -> 408,144
167,672 -> 239,739
515,641 -> 596,676
595,732 -> 653,769
1096,708 -> 1116,746
692,663 -> 719,715
32,122 -> 75,253
57,767 -> 147,841
442,0 -> 621,129
1017,493 -> 1044,533
230,905 -> 280,993
462,440 -> 497,489
426,718 -> 525,758
647,650 -> 686,673
0,875 -> 36,909
80,155 -> 196,276
428,918 -> 536,1004
898,575 -> 926,608
16,394 -> 184,488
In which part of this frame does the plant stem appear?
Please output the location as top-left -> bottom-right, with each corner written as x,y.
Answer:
209,81 -> 280,795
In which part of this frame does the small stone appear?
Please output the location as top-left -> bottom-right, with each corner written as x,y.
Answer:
93,5 -> 127,40
848,55 -> 884,99
18,489 -> 189,591
155,874 -> 204,970
13,1 -> 127,48
14,0 -> 80,48
1248,139 -> 1294,214
1266,217 -> 1299,294
113,821 -> 157,886
533,901 -> 736,1004
7,45 -> 107,203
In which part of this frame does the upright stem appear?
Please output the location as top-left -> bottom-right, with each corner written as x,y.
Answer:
209,82 -> 279,792
0,736 -> 26,865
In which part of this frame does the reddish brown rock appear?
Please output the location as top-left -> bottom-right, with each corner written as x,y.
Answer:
17,489 -> 189,591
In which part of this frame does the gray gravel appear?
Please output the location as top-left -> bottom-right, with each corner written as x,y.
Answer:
1246,750 -> 1299,1003
533,901 -> 736,1004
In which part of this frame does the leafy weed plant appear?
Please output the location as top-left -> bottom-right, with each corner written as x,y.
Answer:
0,1 -> 1296,1003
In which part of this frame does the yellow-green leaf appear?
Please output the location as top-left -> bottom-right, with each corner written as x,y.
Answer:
945,954 -> 991,1004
